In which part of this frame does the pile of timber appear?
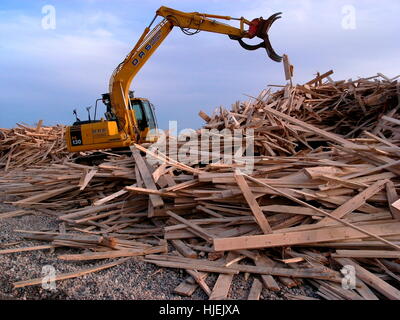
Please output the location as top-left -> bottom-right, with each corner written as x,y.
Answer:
201,71 -> 400,156
0,122 -> 72,171
1,71 -> 400,300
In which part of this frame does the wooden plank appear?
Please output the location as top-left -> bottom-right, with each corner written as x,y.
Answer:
209,253 -> 237,300
213,221 -> 400,251
131,147 -> 164,211
78,169 -> 97,191
234,170 -> 272,234
12,186 -> 77,206
283,54 -> 294,81
58,245 -> 166,261
166,210 -> 214,242
335,257 -> 400,300
262,104 -> 355,146
318,179 -> 388,224
306,70 -> 334,86
0,245 -> 55,255
174,280 -> 198,297
242,174 -> 400,250
0,210 -> 30,220
93,188 -> 128,206
332,250 -> 400,259
171,240 -> 197,259
248,278 -> 263,300
199,111 -> 211,122
14,258 -> 130,288
254,255 -> 281,291
145,256 -> 341,282
387,181 -> 400,219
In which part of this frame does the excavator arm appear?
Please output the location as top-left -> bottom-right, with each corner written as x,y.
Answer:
108,6 -> 282,139
66,6 -> 282,152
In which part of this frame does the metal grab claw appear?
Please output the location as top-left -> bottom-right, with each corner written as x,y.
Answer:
232,12 -> 283,63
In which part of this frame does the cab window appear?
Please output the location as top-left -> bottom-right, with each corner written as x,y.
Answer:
142,101 -> 157,130
130,100 -> 147,131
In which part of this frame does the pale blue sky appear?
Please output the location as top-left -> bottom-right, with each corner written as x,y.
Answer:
0,0 -> 399,130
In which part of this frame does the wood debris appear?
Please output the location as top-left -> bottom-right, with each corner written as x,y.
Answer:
1,71 -> 400,300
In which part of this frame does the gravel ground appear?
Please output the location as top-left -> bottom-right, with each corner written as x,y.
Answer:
0,197 -> 317,300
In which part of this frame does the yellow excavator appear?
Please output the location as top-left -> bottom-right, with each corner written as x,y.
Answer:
66,6 -> 282,152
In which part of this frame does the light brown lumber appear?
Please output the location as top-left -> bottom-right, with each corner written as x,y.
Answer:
343,160 -> 400,180
0,210 -> 30,219
131,147 -> 164,211
209,252 -> 237,300
0,245 -> 55,255
78,169 -> 97,191
174,280 -> 198,297
196,205 -> 224,218
234,170 -> 272,234
145,259 -> 239,275
58,245 -> 166,261
145,257 -> 341,282
318,179 -> 388,224
166,210 -> 214,242
183,269 -> 211,296
304,166 -> 343,179
125,186 -> 176,197
59,201 -> 129,220
332,250 -> 400,259
35,120 -> 43,132
248,278 -> 263,300
386,181 -> 400,220
262,103 -> 356,147
213,221 -> 400,251
13,258 -> 130,288
12,186 -> 77,206
171,240 -> 197,259
335,257 -> 400,300
283,54 -> 293,82
254,255 -> 281,291
260,205 -> 325,217
355,279 -> 379,300
93,188 -> 128,206
242,174 -> 400,251
199,111 -> 211,122
306,70 -> 334,86
133,143 -> 201,174
286,294 -> 319,300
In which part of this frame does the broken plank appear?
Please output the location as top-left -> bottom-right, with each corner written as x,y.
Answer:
248,278 -> 263,300
234,170 -> 272,234
13,258 -> 130,288
213,221 -> 400,251
131,147 -> 164,211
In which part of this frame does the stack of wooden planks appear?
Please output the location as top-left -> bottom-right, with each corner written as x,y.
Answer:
0,122 -> 72,171
201,71 -> 400,157
1,71 -> 400,300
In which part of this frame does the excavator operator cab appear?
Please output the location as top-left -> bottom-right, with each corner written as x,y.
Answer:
129,98 -> 157,132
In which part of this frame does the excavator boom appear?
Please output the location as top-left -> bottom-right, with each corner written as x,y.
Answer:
66,6 -> 282,153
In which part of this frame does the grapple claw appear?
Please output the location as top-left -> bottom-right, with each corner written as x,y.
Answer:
233,12 -> 283,63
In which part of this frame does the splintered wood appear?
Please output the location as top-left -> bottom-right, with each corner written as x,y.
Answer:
1,71 -> 400,300
0,122 -> 71,171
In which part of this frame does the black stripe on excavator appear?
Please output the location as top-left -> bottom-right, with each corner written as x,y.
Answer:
70,127 -> 83,146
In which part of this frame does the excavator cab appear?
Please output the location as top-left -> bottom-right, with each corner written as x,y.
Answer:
129,98 -> 158,141
66,93 -> 158,152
